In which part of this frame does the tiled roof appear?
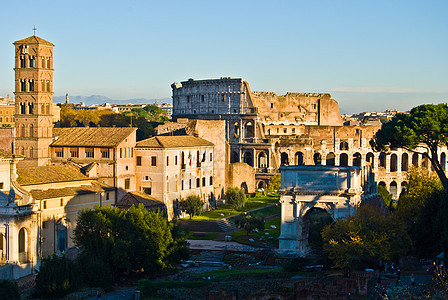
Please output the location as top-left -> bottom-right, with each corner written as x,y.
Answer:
136,135 -> 214,148
116,191 -> 165,210
30,182 -> 113,200
13,36 -> 54,46
17,165 -> 89,185
0,149 -> 14,159
52,127 -> 136,147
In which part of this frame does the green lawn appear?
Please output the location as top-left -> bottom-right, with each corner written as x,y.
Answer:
185,232 -> 220,240
188,193 -> 279,221
231,217 -> 281,246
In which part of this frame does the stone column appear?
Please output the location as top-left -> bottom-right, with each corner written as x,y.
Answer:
386,155 -> 391,173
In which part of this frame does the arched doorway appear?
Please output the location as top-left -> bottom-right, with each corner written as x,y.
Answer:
244,122 -> 254,138
326,152 -> 335,166
231,151 -> 239,163
353,152 -> 361,167
257,181 -> 267,189
313,153 -> 322,165
390,154 -> 398,172
390,181 -> 398,198
379,181 -> 386,188
379,153 -> 386,168
295,152 -> 304,165
243,152 -> 253,167
281,152 -> 289,166
402,153 -> 409,171
340,141 -> 349,151
302,207 -> 333,262
18,228 -> 28,264
401,181 -> 408,196
412,153 -> 419,167
339,153 -> 348,166
241,182 -> 248,193
233,122 -> 239,138
366,152 -> 374,164
258,152 -> 267,168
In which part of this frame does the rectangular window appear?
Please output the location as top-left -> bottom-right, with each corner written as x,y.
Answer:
210,176 -> 213,186
85,147 -> 94,158
151,156 -> 157,166
55,148 -> 64,158
189,179 -> 192,189
106,192 -> 110,200
210,153 -> 213,161
101,149 -> 110,158
202,177 -> 206,187
0,182 -> 3,190
60,199 -> 64,206
196,178 -> 200,188
143,187 -> 152,195
166,156 -> 169,166
175,155 -> 178,165
181,180 -> 184,190
125,178 -> 130,190
136,156 -> 142,166
42,221 -> 47,229
70,147 -> 79,158
43,200 -> 47,209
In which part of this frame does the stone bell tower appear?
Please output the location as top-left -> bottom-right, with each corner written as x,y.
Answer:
13,35 -> 54,167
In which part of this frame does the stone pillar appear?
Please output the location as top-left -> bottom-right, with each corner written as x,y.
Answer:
335,154 -> 340,166
321,154 -> 327,166
386,155 -> 391,173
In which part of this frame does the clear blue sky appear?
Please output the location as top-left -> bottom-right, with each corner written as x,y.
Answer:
1,0 -> 447,113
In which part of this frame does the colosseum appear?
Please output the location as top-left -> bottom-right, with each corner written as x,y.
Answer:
170,77 -> 447,199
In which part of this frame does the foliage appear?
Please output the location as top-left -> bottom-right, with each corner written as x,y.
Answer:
377,185 -> 393,208
35,254 -> 81,298
268,174 -> 281,191
224,187 -> 246,209
283,257 -> 310,272
138,279 -> 210,298
321,204 -> 411,270
180,195 -> 203,220
233,213 -> 265,235
59,105 -> 162,141
396,168 -> 446,257
306,208 -> 333,265
370,104 -> 448,191
0,280 -> 20,300
74,204 -> 188,284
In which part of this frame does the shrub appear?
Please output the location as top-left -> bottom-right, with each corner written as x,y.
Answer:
0,280 -> 20,300
283,257 -> 309,272
180,195 -> 203,219
35,254 -> 81,298
225,187 -> 246,209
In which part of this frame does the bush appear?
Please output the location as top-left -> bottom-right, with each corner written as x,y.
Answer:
225,187 -> 246,209
138,279 -> 210,298
180,195 -> 203,219
268,174 -> 281,191
0,280 -> 20,300
35,254 -> 81,298
233,213 -> 265,235
283,257 -> 309,272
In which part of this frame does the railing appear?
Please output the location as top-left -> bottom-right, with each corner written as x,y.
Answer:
240,107 -> 258,114
18,252 -> 28,264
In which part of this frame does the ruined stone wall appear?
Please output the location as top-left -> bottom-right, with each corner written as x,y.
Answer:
227,162 -> 255,193
0,128 -> 14,153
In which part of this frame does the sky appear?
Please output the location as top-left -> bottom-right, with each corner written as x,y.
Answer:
0,0 -> 447,114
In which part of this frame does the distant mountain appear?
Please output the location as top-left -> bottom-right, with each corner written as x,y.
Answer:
53,95 -> 172,105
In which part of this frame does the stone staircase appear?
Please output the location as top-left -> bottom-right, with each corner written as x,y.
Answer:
217,219 -> 238,232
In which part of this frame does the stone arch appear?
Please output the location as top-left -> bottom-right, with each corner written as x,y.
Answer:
441,152 -> 446,171
257,180 -> 267,189
258,151 -> 268,168
240,182 -> 248,193
244,121 -> 254,138
422,156 -> 429,169
21,124 -> 25,137
233,122 -> 239,137
281,152 -> 289,166
301,207 -> 333,253
339,153 -> 348,166
295,151 -> 304,165
243,151 -> 253,167
231,151 -> 239,163
412,153 -> 419,167
379,152 -> 386,168
326,152 -> 335,166
366,152 -> 374,165
401,181 -> 408,195
340,141 -> 349,151
313,153 -> 322,165
390,181 -> 398,198
353,152 -> 361,167
402,153 -> 409,171
390,154 -> 398,172
379,181 -> 386,188
29,146 -> 34,158
18,227 -> 28,264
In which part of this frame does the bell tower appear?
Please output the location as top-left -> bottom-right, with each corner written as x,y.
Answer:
13,35 -> 54,167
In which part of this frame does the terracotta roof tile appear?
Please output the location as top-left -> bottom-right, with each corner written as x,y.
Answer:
17,165 -> 89,185
13,36 -> 54,46
30,182 -> 113,200
136,136 -> 214,148
116,191 -> 165,210
52,127 -> 136,147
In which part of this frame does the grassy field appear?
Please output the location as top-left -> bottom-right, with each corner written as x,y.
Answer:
189,193 -> 279,221
184,232 -> 220,240
231,217 -> 281,246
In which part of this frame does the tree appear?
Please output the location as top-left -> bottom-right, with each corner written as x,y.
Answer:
35,255 -> 81,298
0,280 -> 20,300
224,187 -> 246,209
180,195 -> 203,220
74,204 -> 188,283
370,104 -> 448,191
321,204 -> 411,270
268,174 -> 281,191
377,185 -> 393,209
233,213 -> 265,235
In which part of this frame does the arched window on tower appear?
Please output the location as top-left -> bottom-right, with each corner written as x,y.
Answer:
20,56 -> 26,68
46,81 -> 51,92
29,56 -> 35,68
41,81 -> 45,92
46,59 -> 51,69
21,125 -> 25,137
21,80 -> 26,92
20,103 -> 26,114
29,124 -> 33,138
28,102 -> 33,114
41,57 -> 45,68
29,146 -> 33,158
